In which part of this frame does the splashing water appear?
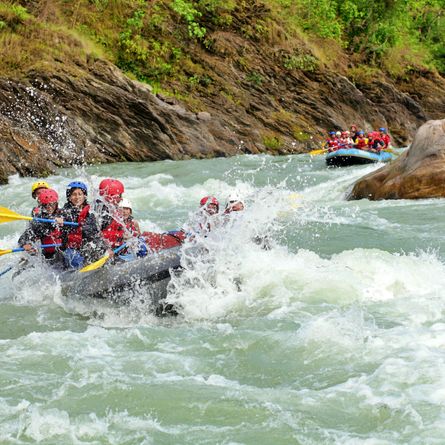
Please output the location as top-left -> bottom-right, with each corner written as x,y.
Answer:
1,154 -> 445,443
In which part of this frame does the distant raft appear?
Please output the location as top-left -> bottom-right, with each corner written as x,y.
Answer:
326,148 -> 395,167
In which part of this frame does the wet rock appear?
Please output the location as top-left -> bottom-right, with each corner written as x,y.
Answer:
348,119 -> 445,200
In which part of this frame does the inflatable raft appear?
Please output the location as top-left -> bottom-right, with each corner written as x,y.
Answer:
326,148 -> 395,167
60,231 -> 186,310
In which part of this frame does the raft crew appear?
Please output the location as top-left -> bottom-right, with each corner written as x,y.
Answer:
325,125 -> 392,152
120,198 -> 141,237
18,188 -> 63,266
224,193 -> 245,214
95,178 -> 126,248
60,181 -> 107,269
379,127 -> 391,148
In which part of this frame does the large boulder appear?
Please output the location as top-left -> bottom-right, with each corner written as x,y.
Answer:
348,119 -> 445,200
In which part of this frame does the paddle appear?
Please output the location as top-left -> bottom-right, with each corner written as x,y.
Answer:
0,243 -> 61,257
0,206 -> 78,226
308,148 -> 328,155
0,265 -> 13,278
79,243 -> 127,273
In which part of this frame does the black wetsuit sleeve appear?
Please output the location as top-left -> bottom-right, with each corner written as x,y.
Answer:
18,220 -> 53,246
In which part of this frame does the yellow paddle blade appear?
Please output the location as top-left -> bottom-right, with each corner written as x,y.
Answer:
0,206 -> 32,224
382,147 -> 398,155
0,249 -> 13,256
308,148 -> 328,156
79,253 -> 110,273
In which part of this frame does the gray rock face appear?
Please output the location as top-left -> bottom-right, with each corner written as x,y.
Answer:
0,60 -> 240,183
348,119 -> 445,200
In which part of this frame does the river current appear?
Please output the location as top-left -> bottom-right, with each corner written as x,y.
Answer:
1,153 -> 445,444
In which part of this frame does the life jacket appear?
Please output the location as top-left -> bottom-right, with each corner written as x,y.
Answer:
124,216 -> 139,236
382,134 -> 391,148
102,214 -> 125,247
141,231 -> 185,252
66,205 -> 91,249
42,226 -> 62,255
355,137 -> 367,149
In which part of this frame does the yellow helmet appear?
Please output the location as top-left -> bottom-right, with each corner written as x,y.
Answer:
31,180 -> 50,198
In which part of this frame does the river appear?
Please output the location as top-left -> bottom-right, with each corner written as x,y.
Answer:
1,153 -> 445,444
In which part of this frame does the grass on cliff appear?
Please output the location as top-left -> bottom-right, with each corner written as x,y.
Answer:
0,0 -> 444,92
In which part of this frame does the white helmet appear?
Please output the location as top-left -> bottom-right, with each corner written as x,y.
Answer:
226,192 -> 244,205
120,198 -> 133,210
335,131 -> 341,137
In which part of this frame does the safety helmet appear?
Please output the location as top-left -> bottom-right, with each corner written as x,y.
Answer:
38,188 -> 59,205
335,131 -> 341,137
226,192 -> 244,205
367,132 -> 374,138
120,198 -> 133,210
99,178 -> 124,197
345,130 -> 350,135
379,127 -> 386,132
31,180 -> 49,198
350,124 -> 358,130
341,131 -> 348,137
200,196 -> 219,209
358,130 -> 364,135
66,181 -> 88,199
329,131 -> 336,135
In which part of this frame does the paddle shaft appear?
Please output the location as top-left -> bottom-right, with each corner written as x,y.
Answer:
12,243 -> 62,253
34,217 -> 78,226
0,265 -> 13,278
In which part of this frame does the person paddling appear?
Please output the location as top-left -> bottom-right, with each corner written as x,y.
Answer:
119,198 -> 141,237
94,178 -> 126,249
60,181 -> 107,269
18,188 -> 64,266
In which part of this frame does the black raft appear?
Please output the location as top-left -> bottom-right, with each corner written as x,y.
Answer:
59,246 -> 182,311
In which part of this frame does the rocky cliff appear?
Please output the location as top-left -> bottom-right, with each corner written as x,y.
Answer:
1,24 -> 445,184
348,119 -> 445,200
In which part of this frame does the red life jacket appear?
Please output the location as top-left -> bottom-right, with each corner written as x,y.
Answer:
66,205 -> 91,249
124,217 -> 139,236
102,215 -> 125,247
355,137 -> 367,149
141,231 -> 185,252
42,227 -> 62,254
382,134 -> 391,148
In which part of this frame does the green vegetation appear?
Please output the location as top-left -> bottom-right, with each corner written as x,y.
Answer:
0,0 -> 443,87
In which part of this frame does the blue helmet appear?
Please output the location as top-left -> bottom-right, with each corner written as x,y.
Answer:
329,131 -> 336,135
379,127 -> 386,132
358,130 -> 364,135
66,181 -> 88,198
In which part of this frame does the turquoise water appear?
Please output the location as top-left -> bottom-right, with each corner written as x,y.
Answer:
1,154 -> 445,444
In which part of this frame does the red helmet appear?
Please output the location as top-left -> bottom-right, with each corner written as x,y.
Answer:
38,188 -> 59,205
99,179 -> 124,197
200,196 -> 219,209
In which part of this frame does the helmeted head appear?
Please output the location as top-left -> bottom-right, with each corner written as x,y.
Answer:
329,131 -> 336,136
225,193 -> 245,213
119,198 -> 133,217
66,181 -> 88,207
350,124 -> 358,131
379,127 -> 387,133
358,130 -> 364,136
37,188 -> 59,212
367,132 -> 374,138
200,196 -> 219,215
341,131 -> 348,137
335,131 -> 341,137
99,178 -> 124,204
31,180 -> 50,199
